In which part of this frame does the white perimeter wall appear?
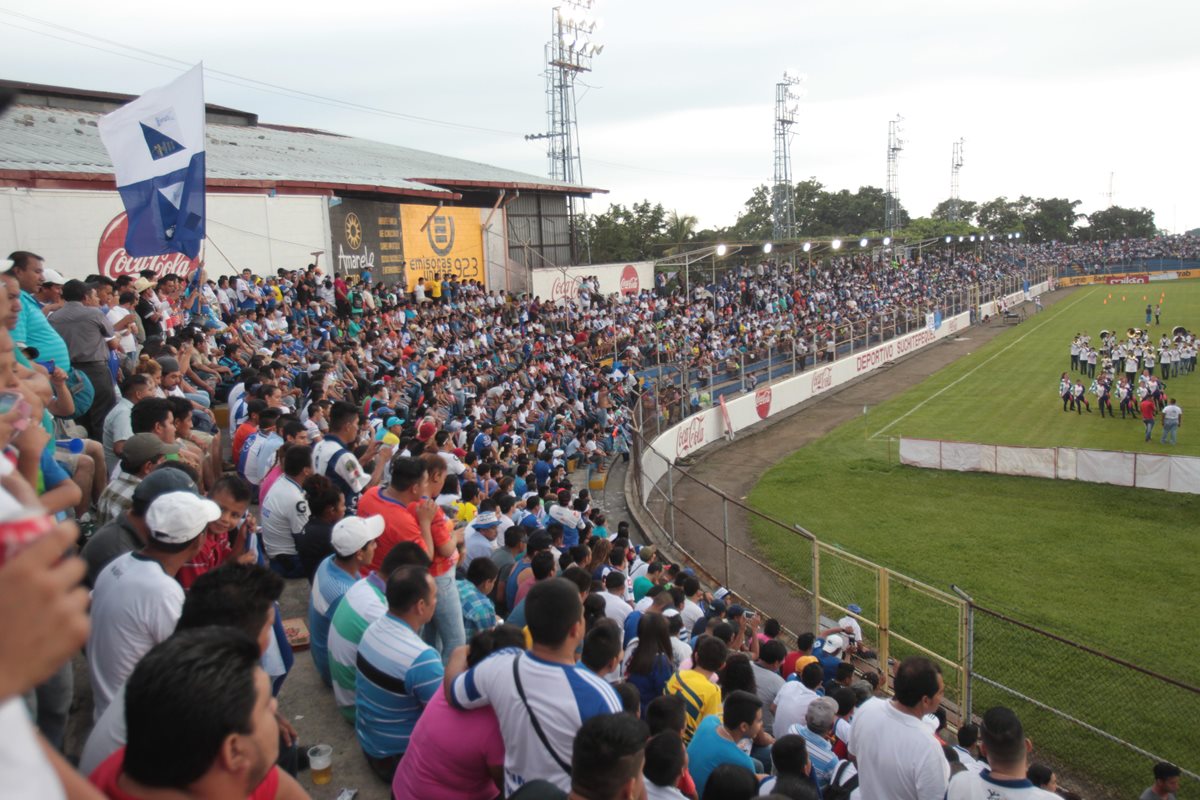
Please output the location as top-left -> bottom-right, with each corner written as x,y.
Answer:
900,438 -> 1200,494
0,188 -> 331,280
529,261 -> 654,303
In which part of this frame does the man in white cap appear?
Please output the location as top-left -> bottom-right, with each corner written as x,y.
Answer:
462,508 -> 501,567
309,514 -> 385,688
817,633 -> 846,685
86,490 -> 222,721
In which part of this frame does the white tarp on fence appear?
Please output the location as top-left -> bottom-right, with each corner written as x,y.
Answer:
900,438 -> 1200,495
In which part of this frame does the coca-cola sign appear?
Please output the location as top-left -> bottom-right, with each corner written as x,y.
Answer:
97,212 -> 198,280
675,415 -> 707,459
620,264 -> 639,295
550,276 -> 579,303
755,387 -> 772,419
811,366 -> 833,395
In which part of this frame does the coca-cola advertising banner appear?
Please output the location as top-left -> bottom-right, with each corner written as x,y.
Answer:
529,261 -> 652,304
97,212 -> 200,280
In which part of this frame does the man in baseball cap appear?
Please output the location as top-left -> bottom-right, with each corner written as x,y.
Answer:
95,433 -> 182,528
82,464 -> 197,587
87,491 -> 222,720
332,515 -> 386,559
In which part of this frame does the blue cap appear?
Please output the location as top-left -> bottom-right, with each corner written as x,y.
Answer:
386,416 -> 404,428
847,604 -> 862,615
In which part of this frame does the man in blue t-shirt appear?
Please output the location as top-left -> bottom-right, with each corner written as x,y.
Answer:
687,690 -> 763,796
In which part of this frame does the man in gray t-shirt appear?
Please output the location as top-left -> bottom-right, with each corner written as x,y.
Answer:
1139,761 -> 1180,800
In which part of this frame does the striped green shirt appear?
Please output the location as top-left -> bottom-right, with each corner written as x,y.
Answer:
327,572 -> 387,722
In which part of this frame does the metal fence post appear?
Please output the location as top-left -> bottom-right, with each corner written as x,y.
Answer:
811,539 -> 821,634
666,466 -> 676,546
952,584 -> 975,722
877,566 -> 891,691
722,497 -> 730,589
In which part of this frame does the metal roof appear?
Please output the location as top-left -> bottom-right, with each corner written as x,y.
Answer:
0,102 -> 602,198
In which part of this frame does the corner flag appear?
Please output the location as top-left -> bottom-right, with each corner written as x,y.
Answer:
98,64 -> 206,259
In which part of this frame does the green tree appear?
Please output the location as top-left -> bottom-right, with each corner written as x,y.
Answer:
975,196 -> 1027,235
1080,206 -> 1157,241
727,185 -> 773,241
900,217 -> 978,241
582,201 -> 668,262
930,198 -> 979,225
660,210 -> 699,255
1025,197 -> 1082,243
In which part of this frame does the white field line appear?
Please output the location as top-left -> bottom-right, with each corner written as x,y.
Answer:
869,290 -> 1093,440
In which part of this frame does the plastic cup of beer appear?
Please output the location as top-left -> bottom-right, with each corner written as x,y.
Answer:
308,744 -> 333,785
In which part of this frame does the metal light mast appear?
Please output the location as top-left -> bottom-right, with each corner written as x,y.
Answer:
950,138 -> 964,222
772,71 -> 805,241
528,1 -> 602,262
885,114 -> 904,236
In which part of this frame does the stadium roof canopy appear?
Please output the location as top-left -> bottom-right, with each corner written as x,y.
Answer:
0,79 -> 605,200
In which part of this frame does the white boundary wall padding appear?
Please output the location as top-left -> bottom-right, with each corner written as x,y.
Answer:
901,438 -> 1200,495
638,280 -> 1054,499
979,287 -> 1032,319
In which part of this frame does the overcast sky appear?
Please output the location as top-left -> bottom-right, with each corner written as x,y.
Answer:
3,0 -> 1198,233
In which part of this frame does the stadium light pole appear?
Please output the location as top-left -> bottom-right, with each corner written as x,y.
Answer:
831,239 -> 842,251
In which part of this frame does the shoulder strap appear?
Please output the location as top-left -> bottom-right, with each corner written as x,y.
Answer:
512,655 -> 572,776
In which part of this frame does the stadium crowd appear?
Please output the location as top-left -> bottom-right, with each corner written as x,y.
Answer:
1030,234 -> 1200,273
0,243 -> 1183,800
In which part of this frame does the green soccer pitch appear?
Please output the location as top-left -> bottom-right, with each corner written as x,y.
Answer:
747,280 -> 1200,683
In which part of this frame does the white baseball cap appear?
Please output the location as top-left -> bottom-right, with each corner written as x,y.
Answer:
332,515 -> 385,557
41,268 -> 67,286
822,634 -> 845,655
145,492 -> 221,544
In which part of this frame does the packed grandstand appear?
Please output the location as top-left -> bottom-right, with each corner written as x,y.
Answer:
0,235 -> 1190,800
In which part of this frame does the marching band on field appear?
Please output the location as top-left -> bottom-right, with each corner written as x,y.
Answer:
1062,328 -> 1195,417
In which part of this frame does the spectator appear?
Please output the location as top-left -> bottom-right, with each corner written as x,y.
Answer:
260,444 -> 314,578
308,512 -> 384,687
86,491 -> 220,721
457,556 -> 499,640
446,577 -> 623,793
947,706 -> 1057,799
849,656 -> 949,799
686,689 -> 763,796
699,763 -> 759,800
953,723 -> 984,774
392,625 -> 524,800
47,280 -> 119,443
1141,762 -> 1181,800
94,433 -> 179,527
666,634 -> 727,743
816,633 -> 846,684
296,473 -> 343,581
752,639 -> 788,732
102,374 -> 154,475
790,696 -> 840,792
580,618 -> 624,681
758,734 -> 813,795
781,632 -> 819,680
772,661 -> 824,739
81,465 -> 197,587
355,564 -> 443,783
79,562 -> 285,776
176,475 -> 254,590
643,731 -> 689,800
312,400 -> 381,514
86,627 -> 306,798
623,612 -> 678,713
328,536 -> 430,722
601,569 -> 633,625
1027,763 -> 1057,793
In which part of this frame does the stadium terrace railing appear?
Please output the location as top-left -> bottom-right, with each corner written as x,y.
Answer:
626,275 -> 1197,799
634,269 -> 1049,439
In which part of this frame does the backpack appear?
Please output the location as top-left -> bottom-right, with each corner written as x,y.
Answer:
823,761 -> 858,800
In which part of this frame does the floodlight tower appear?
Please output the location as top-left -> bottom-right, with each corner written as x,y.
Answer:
530,1 -> 602,262
949,138 -> 964,222
772,71 -> 806,241
885,114 -> 904,237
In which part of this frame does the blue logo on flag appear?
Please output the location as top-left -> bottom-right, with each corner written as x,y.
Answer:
140,109 -> 187,161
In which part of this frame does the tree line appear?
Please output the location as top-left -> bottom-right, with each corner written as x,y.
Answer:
582,177 -> 1160,264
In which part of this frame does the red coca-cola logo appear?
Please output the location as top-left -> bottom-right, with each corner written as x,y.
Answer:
675,416 -> 706,459
620,264 -> 639,295
550,276 -> 579,303
97,212 -> 199,280
755,387 -> 772,419
811,366 -> 833,394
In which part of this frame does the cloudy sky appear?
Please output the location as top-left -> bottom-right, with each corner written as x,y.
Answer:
3,0 -> 1198,233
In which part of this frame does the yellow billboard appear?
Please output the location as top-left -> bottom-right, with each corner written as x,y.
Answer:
400,205 -> 485,290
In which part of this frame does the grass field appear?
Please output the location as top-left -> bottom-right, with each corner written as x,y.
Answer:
745,281 -> 1200,794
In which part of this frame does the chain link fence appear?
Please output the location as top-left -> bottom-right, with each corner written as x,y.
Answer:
632,430 -> 1199,798
966,601 -> 1199,799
